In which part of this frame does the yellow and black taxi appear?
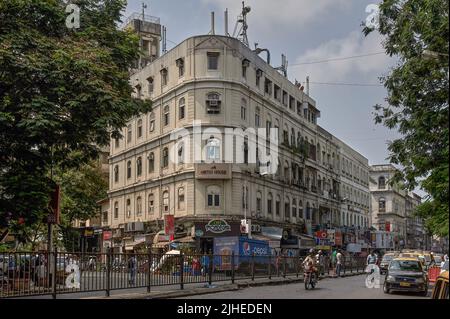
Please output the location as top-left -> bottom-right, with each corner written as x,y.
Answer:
383,257 -> 428,296
431,271 -> 449,299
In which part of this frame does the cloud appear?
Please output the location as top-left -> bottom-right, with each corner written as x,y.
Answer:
290,30 -> 393,83
201,0 -> 351,34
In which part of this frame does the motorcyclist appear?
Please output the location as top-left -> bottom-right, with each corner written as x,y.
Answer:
303,249 -> 318,279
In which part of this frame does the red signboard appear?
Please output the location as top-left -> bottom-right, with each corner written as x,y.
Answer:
385,222 -> 391,232
164,215 -> 175,236
103,231 -> 112,241
315,231 -> 328,239
48,184 -> 61,224
335,232 -> 342,246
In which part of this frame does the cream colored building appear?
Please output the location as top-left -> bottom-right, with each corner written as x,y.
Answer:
106,16 -> 372,252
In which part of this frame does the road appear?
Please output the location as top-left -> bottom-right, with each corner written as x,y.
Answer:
182,275 -> 431,299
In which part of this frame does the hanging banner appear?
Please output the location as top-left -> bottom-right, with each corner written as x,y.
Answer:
164,215 -> 175,236
335,232 -> 342,246
48,184 -> 61,224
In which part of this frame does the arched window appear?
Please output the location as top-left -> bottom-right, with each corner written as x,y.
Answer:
378,176 -> 386,189
206,137 -> 220,161
136,157 -> 142,176
149,112 -> 155,132
178,187 -> 185,210
299,200 -> 303,219
290,128 -> 295,146
306,202 -> 311,220
379,197 -> 386,212
148,193 -> 154,214
136,197 -> 142,216
276,195 -> 281,216
179,97 -> 185,120
267,193 -> 273,215
207,185 -> 221,207
240,98 -> 247,120
177,141 -> 184,164
114,165 -> 119,183
127,124 -> 132,143
317,143 -> 321,163
127,161 -> 132,179
162,147 -> 169,168
284,196 -> 290,219
206,92 -> 221,114
256,191 -> 262,215
163,105 -> 170,126
114,202 -> 119,219
148,152 -> 154,172
126,198 -> 131,218
243,138 -> 249,164
255,106 -> 260,127
137,119 -> 143,138
162,191 -> 169,213
292,198 -> 297,218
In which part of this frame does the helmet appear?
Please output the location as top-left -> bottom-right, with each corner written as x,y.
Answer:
318,250 -> 323,254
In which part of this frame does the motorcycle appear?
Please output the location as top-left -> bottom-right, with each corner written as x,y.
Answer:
304,263 -> 318,290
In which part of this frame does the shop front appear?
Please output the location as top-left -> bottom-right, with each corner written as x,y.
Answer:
194,219 -> 242,254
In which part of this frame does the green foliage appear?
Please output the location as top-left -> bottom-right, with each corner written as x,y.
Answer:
0,1 -> 151,232
363,0 -> 449,237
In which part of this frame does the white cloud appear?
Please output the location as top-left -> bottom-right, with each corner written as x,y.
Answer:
201,0 -> 351,34
290,30 -> 393,83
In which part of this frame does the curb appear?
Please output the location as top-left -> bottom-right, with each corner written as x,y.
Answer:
85,272 -> 366,299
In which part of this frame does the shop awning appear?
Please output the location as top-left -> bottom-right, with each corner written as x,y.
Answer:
152,241 -> 171,248
173,236 -> 195,243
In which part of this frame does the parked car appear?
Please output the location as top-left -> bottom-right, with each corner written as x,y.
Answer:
383,257 -> 428,296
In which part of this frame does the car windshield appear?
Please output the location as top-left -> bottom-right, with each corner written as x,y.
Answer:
382,255 -> 394,262
424,255 -> 431,262
434,256 -> 442,263
389,260 -> 422,271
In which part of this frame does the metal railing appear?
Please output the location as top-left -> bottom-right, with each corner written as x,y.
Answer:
0,250 -> 367,298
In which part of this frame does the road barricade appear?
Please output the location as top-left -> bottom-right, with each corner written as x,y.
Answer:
428,266 -> 440,283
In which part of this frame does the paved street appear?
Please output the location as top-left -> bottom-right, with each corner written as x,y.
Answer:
182,275 -> 431,299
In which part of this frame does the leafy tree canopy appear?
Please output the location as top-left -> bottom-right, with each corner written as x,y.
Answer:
363,0 -> 449,237
0,0 -> 151,230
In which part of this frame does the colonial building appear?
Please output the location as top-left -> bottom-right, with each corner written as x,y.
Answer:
105,14 -> 371,253
369,164 -> 432,250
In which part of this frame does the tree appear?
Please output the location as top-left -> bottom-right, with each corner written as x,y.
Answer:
0,0 -> 151,232
363,0 -> 449,237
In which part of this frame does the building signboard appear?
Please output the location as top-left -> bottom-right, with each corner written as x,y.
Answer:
195,164 -> 232,180
194,220 -> 241,237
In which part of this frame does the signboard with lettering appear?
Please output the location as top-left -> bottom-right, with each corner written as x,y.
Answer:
195,220 -> 241,237
195,164 -> 232,180
48,184 -> 61,224
164,215 -> 175,236
335,231 -> 343,246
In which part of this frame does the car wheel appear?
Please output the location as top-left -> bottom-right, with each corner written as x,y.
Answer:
383,282 -> 390,294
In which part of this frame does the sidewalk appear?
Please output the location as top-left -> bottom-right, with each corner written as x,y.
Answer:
82,271 -> 366,299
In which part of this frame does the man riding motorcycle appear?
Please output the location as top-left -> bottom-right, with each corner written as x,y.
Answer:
303,249 -> 319,279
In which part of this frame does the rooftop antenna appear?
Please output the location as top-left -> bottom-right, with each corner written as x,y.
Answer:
142,2 -> 147,20
224,9 -> 230,36
209,12 -> 215,35
232,1 -> 251,47
275,53 -> 288,77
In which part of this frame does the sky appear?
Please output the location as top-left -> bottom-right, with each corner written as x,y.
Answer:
123,0 -> 403,169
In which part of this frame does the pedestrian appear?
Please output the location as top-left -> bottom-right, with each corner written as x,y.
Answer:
128,254 -> 137,286
366,251 -> 377,266
335,250 -> 343,277
201,254 -> 209,276
315,250 -> 324,276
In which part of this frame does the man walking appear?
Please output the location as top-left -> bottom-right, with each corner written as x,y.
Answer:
128,254 -> 137,286
335,250 -> 343,277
